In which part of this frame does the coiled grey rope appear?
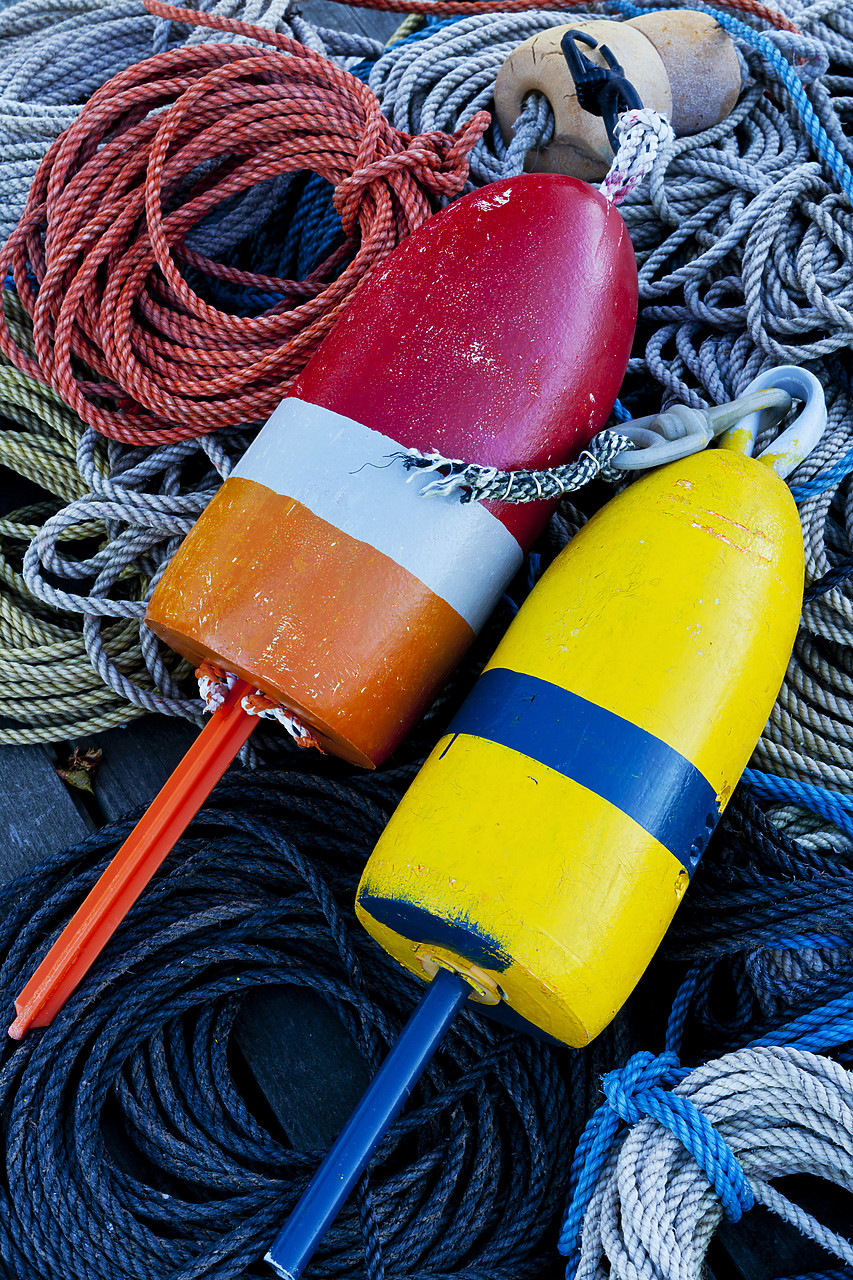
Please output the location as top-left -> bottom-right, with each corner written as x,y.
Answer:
0,288 -> 258,739
18,423 -> 258,725
0,0 -> 381,248
576,1046 -> 853,1280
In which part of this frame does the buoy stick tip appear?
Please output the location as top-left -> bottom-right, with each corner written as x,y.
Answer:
263,1253 -> 294,1280
267,968 -> 469,1279
9,681 -> 256,1034
7,1011 -> 27,1040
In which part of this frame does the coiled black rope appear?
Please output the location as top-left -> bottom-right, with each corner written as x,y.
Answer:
660,788 -> 853,1062
0,763 -> 633,1280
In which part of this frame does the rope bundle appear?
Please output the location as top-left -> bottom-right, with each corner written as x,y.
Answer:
753,453 -> 853,793
0,288 -> 239,741
0,0 -> 488,444
0,764 -> 634,1280
570,1046 -> 853,1280
339,0 -> 798,31
552,779 -> 853,1278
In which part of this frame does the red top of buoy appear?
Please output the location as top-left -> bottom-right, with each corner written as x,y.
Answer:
294,174 -> 638,545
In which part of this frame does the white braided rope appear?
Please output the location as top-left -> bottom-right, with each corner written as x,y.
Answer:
241,698 -> 319,747
577,1046 -> 853,1280
198,665 -> 237,714
197,662 -> 321,749
599,108 -> 676,205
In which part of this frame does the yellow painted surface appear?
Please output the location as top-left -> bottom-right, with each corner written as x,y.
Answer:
718,425 -> 754,458
358,735 -> 685,1045
357,451 -> 804,1044
496,449 -> 803,797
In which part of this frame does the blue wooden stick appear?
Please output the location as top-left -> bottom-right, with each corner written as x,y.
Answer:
266,968 -> 471,1280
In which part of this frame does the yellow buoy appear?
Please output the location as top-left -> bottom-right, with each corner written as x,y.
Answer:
356,448 -> 804,1046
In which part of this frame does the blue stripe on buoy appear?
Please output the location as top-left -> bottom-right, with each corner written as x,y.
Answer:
447,667 -> 720,875
356,895 -> 511,971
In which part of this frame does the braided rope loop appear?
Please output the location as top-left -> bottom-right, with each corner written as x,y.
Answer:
400,430 -> 635,503
599,108 -> 676,205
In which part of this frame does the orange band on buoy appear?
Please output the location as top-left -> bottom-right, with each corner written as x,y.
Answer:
147,476 -> 477,767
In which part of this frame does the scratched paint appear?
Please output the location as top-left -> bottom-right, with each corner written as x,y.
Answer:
357,448 -> 803,1045
146,173 -> 638,767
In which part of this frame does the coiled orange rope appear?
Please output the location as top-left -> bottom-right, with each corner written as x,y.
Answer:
0,1 -> 488,445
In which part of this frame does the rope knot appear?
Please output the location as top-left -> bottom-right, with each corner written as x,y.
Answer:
333,112 -> 490,236
601,1049 -> 680,1125
584,430 -> 634,483
196,661 -> 323,751
560,1046 -> 754,1270
602,1049 -> 755,1222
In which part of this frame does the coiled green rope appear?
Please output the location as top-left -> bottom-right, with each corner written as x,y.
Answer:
0,289 -> 200,744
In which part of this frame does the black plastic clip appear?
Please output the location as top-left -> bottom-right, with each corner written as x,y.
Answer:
560,29 -> 644,151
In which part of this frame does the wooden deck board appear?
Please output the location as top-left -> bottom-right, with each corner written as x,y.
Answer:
302,0 -> 401,44
75,715 -> 200,825
0,743 -> 91,885
235,987 -> 371,1149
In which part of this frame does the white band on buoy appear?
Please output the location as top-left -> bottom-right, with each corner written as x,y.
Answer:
232,396 -> 525,632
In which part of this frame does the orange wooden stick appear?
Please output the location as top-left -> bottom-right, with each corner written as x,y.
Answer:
9,679 -> 256,1039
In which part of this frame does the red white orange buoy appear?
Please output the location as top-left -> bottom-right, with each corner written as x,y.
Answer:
146,172 -> 638,766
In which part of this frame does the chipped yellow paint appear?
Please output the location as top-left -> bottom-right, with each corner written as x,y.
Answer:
719,423 -> 807,479
757,434 -> 808,479
718,424 -> 755,458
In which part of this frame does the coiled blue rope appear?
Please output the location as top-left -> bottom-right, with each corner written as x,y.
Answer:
0,759 -> 633,1280
745,769 -> 853,841
790,445 -> 853,501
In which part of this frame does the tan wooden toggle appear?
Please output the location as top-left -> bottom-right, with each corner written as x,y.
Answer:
494,12 -> 741,181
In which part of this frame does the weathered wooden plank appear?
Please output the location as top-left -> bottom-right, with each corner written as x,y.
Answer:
715,1178 -> 851,1278
76,714 -> 200,825
715,1209 -> 812,1279
235,986 -> 370,1149
0,743 -> 91,886
302,0 -> 401,46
